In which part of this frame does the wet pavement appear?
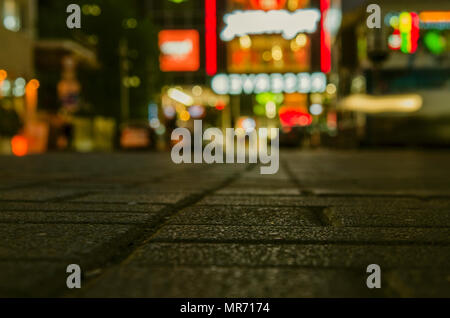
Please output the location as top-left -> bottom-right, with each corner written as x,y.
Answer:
0,150 -> 449,297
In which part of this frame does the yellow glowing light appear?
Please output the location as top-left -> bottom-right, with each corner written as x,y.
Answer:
175,104 -> 186,113
180,110 -> 191,122
262,51 -> 272,62
124,18 -> 138,29
168,88 -> 194,106
82,5 -> 90,15
288,0 -> 299,11
399,12 -> 412,33
239,35 -> 252,49
310,93 -> 323,104
291,40 -> 300,51
90,5 -> 101,16
295,34 -> 307,47
326,83 -> 337,95
265,101 -> 277,119
192,85 -> 203,97
338,94 -> 423,113
272,45 -> 283,61
129,76 -> 141,88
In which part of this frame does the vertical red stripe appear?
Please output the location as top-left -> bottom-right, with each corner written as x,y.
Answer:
410,12 -> 420,53
205,0 -> 217,76
320,0 -> 331,73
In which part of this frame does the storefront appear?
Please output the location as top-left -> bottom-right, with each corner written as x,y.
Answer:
208,0 -> 341,146
339,0 -> 450,146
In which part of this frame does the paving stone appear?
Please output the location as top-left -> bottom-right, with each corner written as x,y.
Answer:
198,195 -> 430,208
46,182 -> 137,191
0,181 -> 38,190
310,188 -> 450,197
0,202 -> 167,213
0,188 -> 87,202
228,179 -> 297,189
324,207 -> 450,227
129,243 -> 450,269
0,151 -> 449,297
385,270 -> 450,298
216,187 -> 301,195
0,261 -> 69,297
70,192 -> 189,204
0,211 -> 164,225
79,266 -> 383,298
0,224 -> 139,264
168,206 -> 320,226
153,226 -> 450,244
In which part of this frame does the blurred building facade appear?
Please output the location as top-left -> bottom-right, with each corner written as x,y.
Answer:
148,0 -> 343,149
0,0 -> 38,154
0,0 -> 35,78
144,0 -> 231,148
338,0 -> 450,146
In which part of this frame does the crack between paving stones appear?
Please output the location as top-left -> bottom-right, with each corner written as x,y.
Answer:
65,164 -> 256,297
281,159 -> 333,226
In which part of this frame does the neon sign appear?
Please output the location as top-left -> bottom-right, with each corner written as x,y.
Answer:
320,0 -> 331,73
386,12 -> 420,54
211,72 -> 327,95
419,11 -> 450,29
399,12 -> 420,54
205,0 -> 217,76
159,30 -> 200,72
220,9 -> 321,41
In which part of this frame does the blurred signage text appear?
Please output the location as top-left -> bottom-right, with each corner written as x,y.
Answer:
211,72 -> 327,95
159,30 -> 200,72
220,9 -> 321,41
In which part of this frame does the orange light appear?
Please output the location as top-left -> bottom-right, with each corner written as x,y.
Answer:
180,110 -> 191,122
26,79 -> 40,114
419,11 -> 450,23
11,135 -> 28,157
0,70 -> 7,81
27,79 -> 40,90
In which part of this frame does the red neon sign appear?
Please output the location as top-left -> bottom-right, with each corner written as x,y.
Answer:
320,0 -> 331,74
410,12 -> 420,54
159,30 -> 200,72
205,0 -> 217,76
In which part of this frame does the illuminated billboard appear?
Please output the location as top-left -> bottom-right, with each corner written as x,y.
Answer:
220,9 -> 320,41
222,0 -> 314,74
211,72 -> 327,95
159,30 -> 200,72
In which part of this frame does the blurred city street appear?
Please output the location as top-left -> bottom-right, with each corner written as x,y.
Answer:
0,150 -> 449,298
1,0 -> 450,299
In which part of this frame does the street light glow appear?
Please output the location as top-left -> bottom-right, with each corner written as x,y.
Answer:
168,88 -> 194,106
